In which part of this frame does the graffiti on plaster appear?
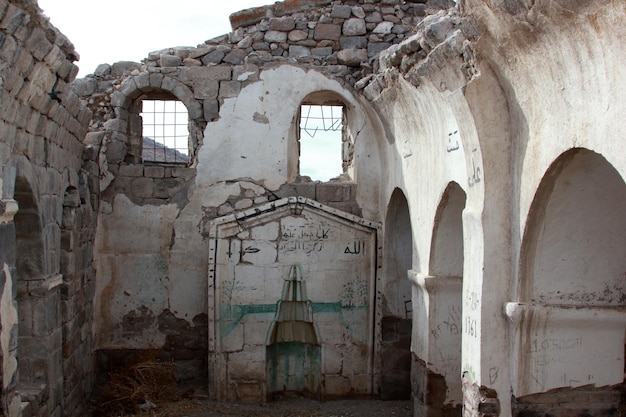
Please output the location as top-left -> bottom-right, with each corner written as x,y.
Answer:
221,279 -> 242,305
431,304 -> 461,340
528,336 -> 588,391
446,130 -> 460,152
341,277 -> 368,308
243,246 -> 260,254
468,148 -> 482,187
344,240 -> 366,255
489,367 -> 499,384
281,224 -> 332,240
464,290 -> 480,338
278,241 -> 324,253
528,337 -> 583,353
465,316 -> 478,338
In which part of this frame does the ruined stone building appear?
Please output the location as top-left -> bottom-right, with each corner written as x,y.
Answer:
1,0 -> 625,416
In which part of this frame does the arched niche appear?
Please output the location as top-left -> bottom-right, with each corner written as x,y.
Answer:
14,177 -> 44,280
380,188 -> 413,400
414,181 -> 466,415
509,148 -> 626,401
429,182 -> 466,278
520,148 -> 626,304
13,176 -> 50,413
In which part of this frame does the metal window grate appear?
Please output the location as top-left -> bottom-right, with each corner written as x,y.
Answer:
141,100 -> 189,164
299,105 -> 343,181
300,105 -> 342,138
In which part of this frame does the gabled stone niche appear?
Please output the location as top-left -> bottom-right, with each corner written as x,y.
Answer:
207,197 -> 381,402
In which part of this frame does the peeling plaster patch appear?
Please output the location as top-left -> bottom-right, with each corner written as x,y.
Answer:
237,71 -> 256,81
122,305 -> 155,334
253,112 -> 269,124
1,264 -> 17,390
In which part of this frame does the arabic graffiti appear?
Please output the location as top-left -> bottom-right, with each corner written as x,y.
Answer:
468,149 -> 481,187
278,241 -> 324,254
281,224 -> 331,241
446,130 -> 460,152
344,240 -> 365,255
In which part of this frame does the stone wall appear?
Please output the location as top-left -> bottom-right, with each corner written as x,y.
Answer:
77,0 -> 454,397
2,0 -> 626,416
0,1 -> 95,416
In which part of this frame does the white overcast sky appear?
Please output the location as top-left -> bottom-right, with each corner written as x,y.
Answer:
37,0 -> 273,77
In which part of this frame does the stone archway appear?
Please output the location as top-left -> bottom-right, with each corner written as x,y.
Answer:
411,181 -> 465,416
510,148 -> 626,415
13,177 -> 48,414
380,188 -> 413,400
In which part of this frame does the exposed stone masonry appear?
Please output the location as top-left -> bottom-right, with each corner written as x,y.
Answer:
1,1 -> 96,417
3,0 -> 625,416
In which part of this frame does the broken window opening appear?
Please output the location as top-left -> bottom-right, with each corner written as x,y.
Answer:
140,99 -> 190,164
299,104 -> 344,182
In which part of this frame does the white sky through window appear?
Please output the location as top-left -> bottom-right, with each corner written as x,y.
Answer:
141,100 -> 189,163
300,105 -> 343,182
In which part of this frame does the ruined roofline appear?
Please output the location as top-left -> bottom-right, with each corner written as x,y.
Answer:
229,0 -> 433,30
230,0 -> 334,30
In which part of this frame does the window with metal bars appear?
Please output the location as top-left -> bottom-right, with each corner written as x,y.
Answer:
299,104 -> 344,181
140,100 -> 190,164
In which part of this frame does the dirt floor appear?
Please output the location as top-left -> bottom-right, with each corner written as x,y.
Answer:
117,397 -> 412,417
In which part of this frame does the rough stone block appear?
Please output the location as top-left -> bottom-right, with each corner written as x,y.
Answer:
1,4 -> 27,35
204,98 -> 219,122
311,47 -> 333,57
316,183 -> 351,202
119,164 -> 143,178
149,73 -> 164,89
144,166 -> 165,179
265,30 -> 288,44
331,5 -> 353,19
105,141 -> 127,164
340,36 -> 368,49
288,29 -> 309,42
368,42 -> 392,58
220,81 -> 241,98
171,167 -> 196,180
289,45 -> 311,58
314,24 -> 341,41
131,177 -> 153,198
343,18 -> 367,36
337,48 -> 368,67
365,11 -> 383,23
373,21 -> 395,34
223,49 -> 247,65
202,49 -> 225,65
233,64 -> 259,82
269,17 -> 295,31
25,28 -> 52,61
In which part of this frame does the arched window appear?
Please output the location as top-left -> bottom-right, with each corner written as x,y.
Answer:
297,92 -> 352,182
299,104 -> 344,181
140,99 -> 190,164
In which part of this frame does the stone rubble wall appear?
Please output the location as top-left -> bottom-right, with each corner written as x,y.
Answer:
0,1 -> 96,416
73,0 -> 460,398
75,0 -> 454,130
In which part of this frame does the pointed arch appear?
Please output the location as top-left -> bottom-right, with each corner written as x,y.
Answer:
520,148 -> 626,304
380,188 -> 413,400
429,181 -> 466,277
510,148 -> 626,407
14,177 -> 44,280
